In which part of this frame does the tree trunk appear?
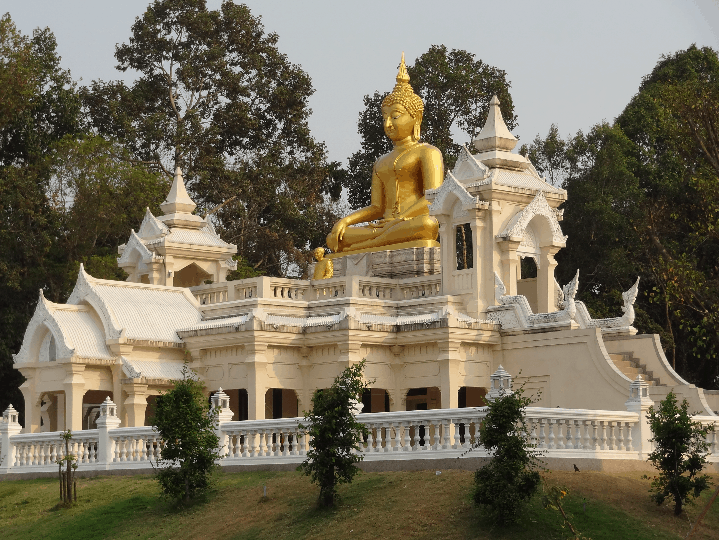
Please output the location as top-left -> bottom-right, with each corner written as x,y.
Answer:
65,439 -> 72,504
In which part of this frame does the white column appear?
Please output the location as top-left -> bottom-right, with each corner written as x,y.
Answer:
538,245 -> 561,313
246,344 -> 268,420
63,364 -> 86,431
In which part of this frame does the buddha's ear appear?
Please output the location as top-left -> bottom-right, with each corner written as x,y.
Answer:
413,121 -> 421,142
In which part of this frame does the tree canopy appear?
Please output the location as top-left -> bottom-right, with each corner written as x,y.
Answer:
0,13 -> 168,421
524,45 -> 719,389
83,0 -> 342,277
346,45 -> 516,209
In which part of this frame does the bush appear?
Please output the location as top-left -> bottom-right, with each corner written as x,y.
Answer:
150,365 -> 220,502
647,391 -> 714,515
473,387 -> 541,524
299,360 -> 370,507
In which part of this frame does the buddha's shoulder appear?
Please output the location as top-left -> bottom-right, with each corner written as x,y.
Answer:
417,142 -> 443,159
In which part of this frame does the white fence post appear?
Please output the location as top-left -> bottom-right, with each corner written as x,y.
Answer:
0,405 -> 22,472
96,397 -> 121,468
212,388 -> 233,457
625,375 -> 653,458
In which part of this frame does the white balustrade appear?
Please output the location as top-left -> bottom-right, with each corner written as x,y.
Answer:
1,407 -> 717,475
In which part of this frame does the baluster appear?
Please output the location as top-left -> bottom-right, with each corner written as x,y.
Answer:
431,421 -> 440,450
411,422 -> 420,451
249,430 -> 258,457
365,425 -> 374,453
547,420 -> 556,449
385,424 -> 396,452
710,426 -> 718,454
565,420 -> 573,449
557,420 -> 567,449
239,432 -> 248,458
529,419 -> 538,448
375,424 -> 383,452
582,421 -> 591,450
440,422 -> 449,450
450,420 -> 459,450
599,422 -> 607,450
572,421 -> 581,450
282,430 -> 290,457
402,422 -> 411,451
617,422 -> 625,451
608,422 -> 617,451
38,442 -> 46,466
229,432 -> 237,458
625,421 -> 633,452
538,420 -> 547,449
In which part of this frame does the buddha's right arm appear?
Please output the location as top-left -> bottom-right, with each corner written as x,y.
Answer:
336,168 -> 384,227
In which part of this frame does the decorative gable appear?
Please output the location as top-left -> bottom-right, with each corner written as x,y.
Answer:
496,191 -> 567,245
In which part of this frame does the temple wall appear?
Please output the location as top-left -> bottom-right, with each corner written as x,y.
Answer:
497,328 -> 631,411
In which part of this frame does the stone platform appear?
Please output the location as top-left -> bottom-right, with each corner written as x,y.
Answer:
318,245 -> 441,279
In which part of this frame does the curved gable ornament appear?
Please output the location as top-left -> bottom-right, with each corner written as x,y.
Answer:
117,230 -> 158,266
496,191 -> 567,245
67,264 -> 124,340
13,291 -> 76,364
427,171 -> 489,217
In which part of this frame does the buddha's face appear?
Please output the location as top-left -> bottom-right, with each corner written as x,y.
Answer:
382,103 -> 417,143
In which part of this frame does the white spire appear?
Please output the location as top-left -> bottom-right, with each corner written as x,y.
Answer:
160,167 -> 197,215
473,95 -> 518,152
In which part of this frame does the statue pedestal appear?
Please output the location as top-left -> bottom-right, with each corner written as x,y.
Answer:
313,246 -> 441,279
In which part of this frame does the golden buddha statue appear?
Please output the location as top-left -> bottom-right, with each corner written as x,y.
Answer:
326,53 -> 443,255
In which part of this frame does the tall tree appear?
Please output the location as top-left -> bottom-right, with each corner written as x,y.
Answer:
347,45 -> 516,209
0,14 -> 83,421
83,0 -> 341,277
549,45 -> 719,388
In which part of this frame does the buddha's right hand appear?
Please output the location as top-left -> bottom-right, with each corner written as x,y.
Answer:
327,220 -> 347,252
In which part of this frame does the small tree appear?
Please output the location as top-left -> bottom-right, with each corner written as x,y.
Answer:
299,360 -> 370,507
57,430 -> 77,506
647,392 -> 714,515
150,365 -> 220,502
473,386 -> 541,525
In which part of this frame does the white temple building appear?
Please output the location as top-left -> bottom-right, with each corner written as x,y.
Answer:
12,97 -> 718,434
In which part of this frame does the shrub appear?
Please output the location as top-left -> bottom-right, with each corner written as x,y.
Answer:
150,365 -> 220,502
473,386 -> 541,524
299,360 -> 370,507
647,391 -> 714,515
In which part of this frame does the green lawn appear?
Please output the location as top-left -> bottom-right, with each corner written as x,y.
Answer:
1,469 -> 717,539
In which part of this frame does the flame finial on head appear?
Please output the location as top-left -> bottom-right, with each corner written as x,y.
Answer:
396,51 -> 410,85
382,52 -> 424,122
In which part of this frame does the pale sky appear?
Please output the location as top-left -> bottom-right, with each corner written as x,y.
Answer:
4,0 -> 719,163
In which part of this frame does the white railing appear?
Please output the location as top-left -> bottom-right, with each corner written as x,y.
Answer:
190,274 -> 444,306
7,430 -> 99,469
2,407 -> 717,474
108,427 -> 164,466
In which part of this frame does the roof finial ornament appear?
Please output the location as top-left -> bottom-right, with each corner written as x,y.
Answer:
473,95 -> 518,152
160,166 -> 197,215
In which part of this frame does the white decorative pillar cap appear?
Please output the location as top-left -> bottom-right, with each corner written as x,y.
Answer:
2,404 -> 19,424
627,375 -> 652,404
100,396 -> 118,417
487,365 -> 513,401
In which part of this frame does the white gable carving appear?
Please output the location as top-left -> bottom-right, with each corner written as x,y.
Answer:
427,171 -> 489,217
137,208 -> 169,239
452,145 -> 489,184
496,191 -> 567,245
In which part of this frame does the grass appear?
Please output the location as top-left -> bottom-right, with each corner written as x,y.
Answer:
1,469 -> 718,539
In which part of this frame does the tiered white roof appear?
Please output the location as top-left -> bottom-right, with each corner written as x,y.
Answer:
117,167 -> 237,274
67,264 -> 202,344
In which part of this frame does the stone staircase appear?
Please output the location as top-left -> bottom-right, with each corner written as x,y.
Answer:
608,353 -> 664,386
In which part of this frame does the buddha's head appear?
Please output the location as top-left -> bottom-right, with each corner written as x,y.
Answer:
382,53 -> 424,142
313,247 -> 325,262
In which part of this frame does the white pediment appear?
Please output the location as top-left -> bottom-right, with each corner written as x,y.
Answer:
496,191 -> 567,245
